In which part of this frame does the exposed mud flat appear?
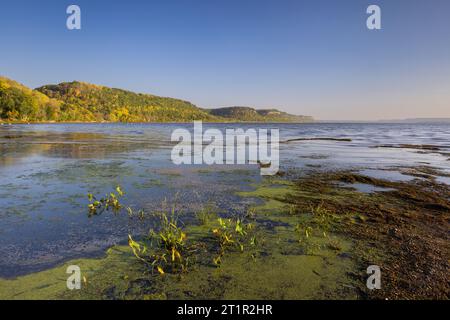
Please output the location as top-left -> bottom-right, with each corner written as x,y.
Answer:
285,170 -> 450,299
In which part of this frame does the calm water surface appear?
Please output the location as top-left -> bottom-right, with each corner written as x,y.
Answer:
0,123 -> 449,277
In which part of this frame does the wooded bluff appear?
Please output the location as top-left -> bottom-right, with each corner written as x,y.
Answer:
0,76 -> 313,123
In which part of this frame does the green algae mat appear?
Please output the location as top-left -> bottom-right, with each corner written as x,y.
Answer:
1,171 -> 448,300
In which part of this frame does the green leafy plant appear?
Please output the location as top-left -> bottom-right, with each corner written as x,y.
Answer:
128,207 -> 189,274
87,186 -> 124,217
294,221 -> 321,254
309,201 -> 338,238
86,188 -> 189,274
211,217 -> 256,266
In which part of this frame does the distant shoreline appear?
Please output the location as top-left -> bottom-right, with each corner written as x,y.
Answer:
0,120 -> 316,125
3,120 -> 450,125
317,119 -> 450,124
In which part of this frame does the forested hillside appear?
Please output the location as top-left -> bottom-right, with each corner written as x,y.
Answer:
0,77 -> 69,121
0,76 -> 313,123
206,106 -> 314,122
36,81 -> 217,122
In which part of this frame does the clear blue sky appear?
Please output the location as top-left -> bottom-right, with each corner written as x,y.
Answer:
1,0 -> 449,120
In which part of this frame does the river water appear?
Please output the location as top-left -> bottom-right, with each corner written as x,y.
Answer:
0,122 -> 449,277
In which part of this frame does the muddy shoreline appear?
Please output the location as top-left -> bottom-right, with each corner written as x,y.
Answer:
285,169 -> 450,299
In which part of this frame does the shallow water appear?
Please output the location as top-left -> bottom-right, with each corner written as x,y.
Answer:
338,182 -> 396,194
357,169 -> 415,182
0,122 -> 449,277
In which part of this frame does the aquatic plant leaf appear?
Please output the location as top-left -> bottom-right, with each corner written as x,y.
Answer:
157,266 -> 165,275
116,186 -> 124,196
